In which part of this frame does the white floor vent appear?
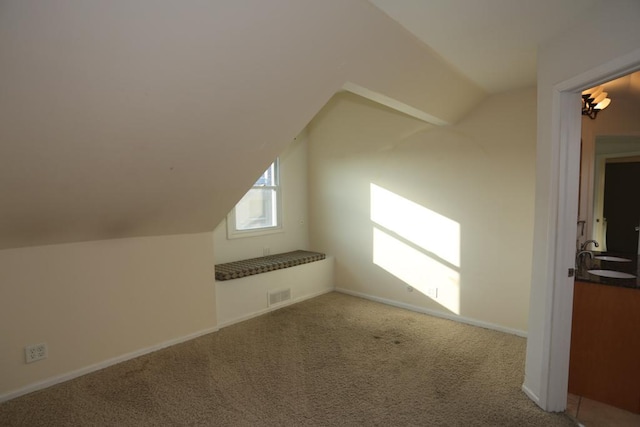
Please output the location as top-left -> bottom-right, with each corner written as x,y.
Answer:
268,288 -> 291,307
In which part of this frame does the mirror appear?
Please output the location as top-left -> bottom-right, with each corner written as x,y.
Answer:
592,136 -> 640,254
579,71 -> 640,255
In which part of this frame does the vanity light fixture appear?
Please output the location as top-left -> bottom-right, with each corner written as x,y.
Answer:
581,85 -> 611,119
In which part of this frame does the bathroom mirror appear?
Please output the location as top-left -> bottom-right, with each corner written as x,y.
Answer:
591,136 -> 640,254
579,70 -> 640,255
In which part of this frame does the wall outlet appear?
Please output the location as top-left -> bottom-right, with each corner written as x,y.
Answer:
25,343 -> 48,363
263,247 -> 271,256
426,287 -> 438,299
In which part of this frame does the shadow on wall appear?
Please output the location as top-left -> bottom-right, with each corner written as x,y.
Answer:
370,183 -> 460,314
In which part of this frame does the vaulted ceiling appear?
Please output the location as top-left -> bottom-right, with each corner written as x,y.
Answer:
0,0 -> 485,250
368,0 -> 605,93
1,1 -> 619,250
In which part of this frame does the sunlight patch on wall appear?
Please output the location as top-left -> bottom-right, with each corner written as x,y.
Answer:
370,184 -> 461,314
373,228 -> 460,314
370,184 -> 460,267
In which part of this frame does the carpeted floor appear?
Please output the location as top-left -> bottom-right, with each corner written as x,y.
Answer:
0,292 -> 575,426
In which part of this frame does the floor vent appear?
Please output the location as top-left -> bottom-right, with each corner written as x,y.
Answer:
268,289 -> 291,307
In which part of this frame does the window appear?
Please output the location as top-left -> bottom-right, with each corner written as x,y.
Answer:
227,159 -> 281,238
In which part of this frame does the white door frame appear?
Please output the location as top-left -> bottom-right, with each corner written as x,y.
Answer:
543,50 -> 640,411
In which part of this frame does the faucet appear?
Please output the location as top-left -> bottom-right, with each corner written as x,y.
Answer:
575,250 -> 593,268
580,239 -> 599,250
576,249 -> 597,268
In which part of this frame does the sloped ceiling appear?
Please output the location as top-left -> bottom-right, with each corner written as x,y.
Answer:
0,0 -> 484,250
369,0 -> 604,93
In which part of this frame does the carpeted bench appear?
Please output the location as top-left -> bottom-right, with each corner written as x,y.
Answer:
215,250 -> 326,281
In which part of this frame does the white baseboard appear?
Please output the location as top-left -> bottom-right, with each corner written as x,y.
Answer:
521,384 -> 541,406
2,287 -> 524,403
0,325 -> 219,404
217,287 -> 334,329
335,288 -> 527,338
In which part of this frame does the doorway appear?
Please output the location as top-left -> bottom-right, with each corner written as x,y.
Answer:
567,70 -> 640,416
603,160 -> 640,253
538,54 -> 640,413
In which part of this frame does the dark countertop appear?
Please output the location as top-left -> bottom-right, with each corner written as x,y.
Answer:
575,252 -> 640,289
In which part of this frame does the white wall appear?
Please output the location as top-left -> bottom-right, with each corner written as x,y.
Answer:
213,132 -> 310,264
307,89 -> 536,334
0,233 -> 216,400
526,0 -> 640,410
212,131 -> 333,327
215,257 -> 334,328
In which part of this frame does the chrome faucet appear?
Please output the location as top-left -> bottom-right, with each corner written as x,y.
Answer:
580,239 -> 599,250
576,250 -> 593,268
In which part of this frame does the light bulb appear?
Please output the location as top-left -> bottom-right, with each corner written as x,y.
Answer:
588,86 -> 604,100
594,98 -> 611,110
593,92 -> 608,104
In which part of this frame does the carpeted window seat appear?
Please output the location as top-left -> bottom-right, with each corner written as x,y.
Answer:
214,250 -> 326,281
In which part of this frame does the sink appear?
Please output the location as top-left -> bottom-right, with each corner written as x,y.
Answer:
588,269 -> 636,279
594,256 -> 632,262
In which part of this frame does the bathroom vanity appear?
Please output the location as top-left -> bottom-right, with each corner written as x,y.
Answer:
568,254 -> 640,414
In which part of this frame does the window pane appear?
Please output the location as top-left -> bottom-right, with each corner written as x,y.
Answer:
254,163 -> 277,187
235,188 -> 278,230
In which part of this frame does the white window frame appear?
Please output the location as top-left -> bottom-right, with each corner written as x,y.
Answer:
226,159 -> 282,239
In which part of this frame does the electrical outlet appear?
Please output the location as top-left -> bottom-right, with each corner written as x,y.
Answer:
25,343 -> 48,363
426,288 -> 438,299
263,247 -> 270,256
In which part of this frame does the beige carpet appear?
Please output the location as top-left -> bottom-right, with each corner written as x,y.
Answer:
0,292 -> 575,426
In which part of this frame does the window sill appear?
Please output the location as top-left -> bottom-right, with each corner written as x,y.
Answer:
226,226 -> 284,240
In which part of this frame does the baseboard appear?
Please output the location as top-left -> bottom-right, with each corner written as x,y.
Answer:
0,325 -> 219,403
336,288 -> 527,338
217,287 -> 334,329
521,384 -> 541,407
2,287 -> 523,403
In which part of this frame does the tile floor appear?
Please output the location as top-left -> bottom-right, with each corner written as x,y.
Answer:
566,393 -> 640,426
